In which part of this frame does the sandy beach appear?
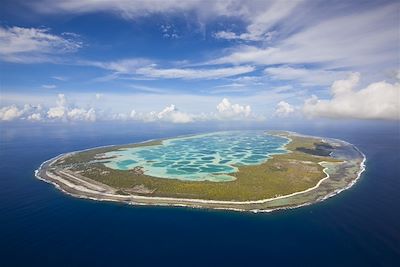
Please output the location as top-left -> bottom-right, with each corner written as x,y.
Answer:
35,131 -> 366,212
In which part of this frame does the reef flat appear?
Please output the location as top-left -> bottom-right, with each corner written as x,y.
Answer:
35,131 -> 365,212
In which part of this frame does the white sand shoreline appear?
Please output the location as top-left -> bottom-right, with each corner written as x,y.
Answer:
34,131 -> 366,212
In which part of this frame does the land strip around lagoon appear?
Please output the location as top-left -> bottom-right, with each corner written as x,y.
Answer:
35,131 -> 366,212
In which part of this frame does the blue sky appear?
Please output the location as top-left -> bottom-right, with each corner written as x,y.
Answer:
0,0 -> 399,123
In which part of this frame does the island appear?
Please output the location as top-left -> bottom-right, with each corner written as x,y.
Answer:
35,131 -> 366,212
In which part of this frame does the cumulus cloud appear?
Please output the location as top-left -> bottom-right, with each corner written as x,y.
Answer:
0,95 -> 193,123
129,101 -> 254,122
0,26 -> 81,62
0,105 -> 25,121
156,104 -> 193,123
136,104 -> 194,123
129,110 -> 136,118
47,94 -> 67,119
67,108 -> 96,121
95,93 -> 103,100
0,94 -> 278,123
47,106 -> 66,119
303,73 -> 400,120
216,98 -> 251,119
0,104 -> 44,121
274,101 -> 295,117
28,113 -> 42,121
112,113 -> 129,121
46,94 -> 97,121
113,105 -> 193,123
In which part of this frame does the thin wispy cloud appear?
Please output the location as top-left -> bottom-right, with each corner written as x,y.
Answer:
41,84 -> 57,89
1,0 -> 398,122
211,4 -> 398,71
0,26 -> 82,63
264,67 -> 348,86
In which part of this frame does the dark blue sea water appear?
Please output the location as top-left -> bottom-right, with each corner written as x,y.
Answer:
1,121 -> 399,267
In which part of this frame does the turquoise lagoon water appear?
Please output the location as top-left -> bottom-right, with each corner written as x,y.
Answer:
100,131 -> 289,182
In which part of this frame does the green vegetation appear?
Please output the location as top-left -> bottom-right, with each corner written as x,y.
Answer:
54,133 -> 340,201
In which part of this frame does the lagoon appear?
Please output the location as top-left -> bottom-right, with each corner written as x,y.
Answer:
101,131 -> 288,182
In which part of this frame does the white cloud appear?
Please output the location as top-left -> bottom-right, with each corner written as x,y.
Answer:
86,58 -> 152,74
0,105 -> 25,121
214,31 -> 276,42
160,24 -> 179,39
211,83 -> 249,94
67,108 -> 96,121
117,105 -> 193,124
0,26 -> 81,62
31,0 -> 300,43
212,4 -> 399,72
95,93 -> 103,100
216,98 -> 251,119
129,110 -> 136,118
31,0 -> 202,17
128,84 -> 171,94
28,113 -> 42,121
0,104 -> 44,121
30,0 -> 286,21
303,73 -> 400,120
136,65 -> 255,80
87,59 -> 255,80
156,104 -> 193,123
271,85 -> 294,93
274,101 -> 295,117
46,94 -> 97,121
112,113 -> 129,121
56,93 -> 67,107
127,101 -> 256,123
47,106 -> 66,119
213,0 -> 299,41
52,76 -> 68,81
264,66 -> 347,86
330,72 -> 360,96
42,84 -> 57,89
47,94 -> 67,119
213,31 -> 239,40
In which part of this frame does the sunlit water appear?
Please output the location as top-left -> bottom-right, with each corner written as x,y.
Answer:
100,131 -> 288,181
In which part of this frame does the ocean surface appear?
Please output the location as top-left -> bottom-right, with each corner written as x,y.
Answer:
1,121 -> 399,267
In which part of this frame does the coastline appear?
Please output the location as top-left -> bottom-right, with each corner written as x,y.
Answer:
35,131 -> 366,212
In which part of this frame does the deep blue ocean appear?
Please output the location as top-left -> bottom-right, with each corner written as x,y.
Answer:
1,121 -> 399,267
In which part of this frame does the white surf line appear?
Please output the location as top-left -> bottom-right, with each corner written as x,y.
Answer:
36,159 -> 333,206
253,153 -> 367,213
321,149 -> 367,200
35,156 -> 366,213
35,132 -> 296,204
34,131 -> 365,208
